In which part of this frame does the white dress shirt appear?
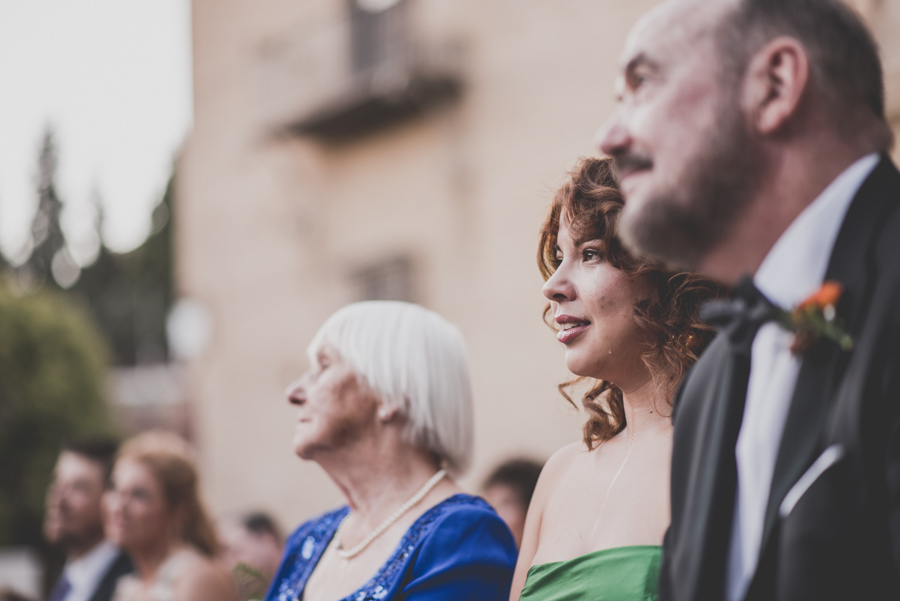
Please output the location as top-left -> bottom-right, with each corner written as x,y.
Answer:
60,540 -> 121,601
725,153 -> 880,601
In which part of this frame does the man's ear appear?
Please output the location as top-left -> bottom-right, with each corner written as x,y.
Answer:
741,37 -> 810,134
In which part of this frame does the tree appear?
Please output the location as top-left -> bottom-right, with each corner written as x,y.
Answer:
18,129 -> 68,290
0,240 -> 9,274
10,128 -> 177,365
0,203 -> 9,271
70,173 -> 175,365
0,283 -> 115,548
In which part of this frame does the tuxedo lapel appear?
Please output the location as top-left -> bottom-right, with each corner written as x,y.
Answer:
756,327 -> 845,563
87,551 -> 133,601
667,334 -> 751,600
755,155 -> 900,574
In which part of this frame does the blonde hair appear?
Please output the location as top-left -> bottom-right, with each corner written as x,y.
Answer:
117,430 -> 219,556
307,301 -> 474,474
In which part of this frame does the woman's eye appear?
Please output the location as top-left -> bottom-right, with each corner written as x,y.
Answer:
629,69 -> 652,93
583,249 -> 600,262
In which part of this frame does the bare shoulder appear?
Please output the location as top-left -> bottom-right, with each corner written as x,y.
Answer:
540,441 -> 591,483
547,440 -> 590,464
508,440 -> 590,601
173,550 -> 236,601
527,441 -> 591,517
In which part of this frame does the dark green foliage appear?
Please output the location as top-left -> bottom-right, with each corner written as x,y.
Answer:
0,283 -> 115,546
69,175 -> 175,365
233,563 -> 272,601
19,129 -> 67,290
0,128 -> 175,596
9,126 -> 176,366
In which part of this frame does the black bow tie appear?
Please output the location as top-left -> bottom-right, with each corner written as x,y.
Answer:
701,276 -> 778,355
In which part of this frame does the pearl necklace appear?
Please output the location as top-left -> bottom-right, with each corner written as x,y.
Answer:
334,469 -> 447,559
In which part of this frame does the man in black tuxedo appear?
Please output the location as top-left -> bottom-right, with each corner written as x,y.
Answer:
598,0 -> 900,600
44,440 -> 132,601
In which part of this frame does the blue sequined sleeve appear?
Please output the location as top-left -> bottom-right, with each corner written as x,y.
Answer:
401,503 -> 518,600
264,495 -> 517,601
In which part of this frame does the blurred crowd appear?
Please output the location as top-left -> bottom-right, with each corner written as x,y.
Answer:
0,432 -> 540,601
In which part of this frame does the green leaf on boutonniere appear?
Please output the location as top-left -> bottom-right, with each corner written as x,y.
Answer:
774,281 -> 853,355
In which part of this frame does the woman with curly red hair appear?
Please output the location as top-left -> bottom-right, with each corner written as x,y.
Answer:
510,157 -> 725,601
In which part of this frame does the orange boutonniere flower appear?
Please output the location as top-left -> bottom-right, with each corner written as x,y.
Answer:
796,281 -> 843,313
775,281 -> 853,355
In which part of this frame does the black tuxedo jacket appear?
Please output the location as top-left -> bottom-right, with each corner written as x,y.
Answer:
88,550 -> 132,601
659,155 -> 900,601
52,550 -> 132,601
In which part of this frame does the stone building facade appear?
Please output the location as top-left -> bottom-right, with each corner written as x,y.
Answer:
178,0 -> 900,527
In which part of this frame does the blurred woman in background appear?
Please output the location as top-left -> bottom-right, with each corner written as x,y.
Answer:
510,157 -> 724,600
106,430 -> 234,601
267,301 -> 518,601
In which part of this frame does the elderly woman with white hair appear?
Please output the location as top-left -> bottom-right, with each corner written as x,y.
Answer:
265,301 -> 518,601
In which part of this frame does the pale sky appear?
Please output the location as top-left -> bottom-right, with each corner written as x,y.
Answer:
0,0 -> 192,262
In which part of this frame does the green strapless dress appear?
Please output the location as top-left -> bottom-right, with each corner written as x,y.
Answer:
518,545 -> 662,601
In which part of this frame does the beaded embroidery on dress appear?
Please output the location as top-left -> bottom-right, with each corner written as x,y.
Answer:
268,494 -> 515,601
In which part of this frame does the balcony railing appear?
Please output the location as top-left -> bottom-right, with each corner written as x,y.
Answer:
258,4 -> 463,141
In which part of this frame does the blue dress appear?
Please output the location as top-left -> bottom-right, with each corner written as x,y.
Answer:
265,494 -> 518,601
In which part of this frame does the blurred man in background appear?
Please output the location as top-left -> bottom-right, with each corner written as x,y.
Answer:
481,458 -> 543,548
218,511 -> 283,599
43,440 -> 132,601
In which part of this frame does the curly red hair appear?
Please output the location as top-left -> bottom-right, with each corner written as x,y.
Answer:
538,157 -> 726,448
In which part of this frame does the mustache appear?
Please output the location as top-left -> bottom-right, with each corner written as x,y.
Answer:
610,151 -> 653,175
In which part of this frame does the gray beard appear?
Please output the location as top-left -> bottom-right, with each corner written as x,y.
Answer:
618,108 -> 759,271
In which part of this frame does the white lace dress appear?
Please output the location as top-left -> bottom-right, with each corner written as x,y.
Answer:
112,548 -> 195,601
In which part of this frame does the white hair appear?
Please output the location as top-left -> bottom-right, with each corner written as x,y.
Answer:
306,301 -> 474,474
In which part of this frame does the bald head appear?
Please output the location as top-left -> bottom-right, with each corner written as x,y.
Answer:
627,0 -> 889,144
624,0 -> 733,54
717,0 -> 888,144
614,0 -> 728,97
599,0 -> 761,272
598,0 -> 890,278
